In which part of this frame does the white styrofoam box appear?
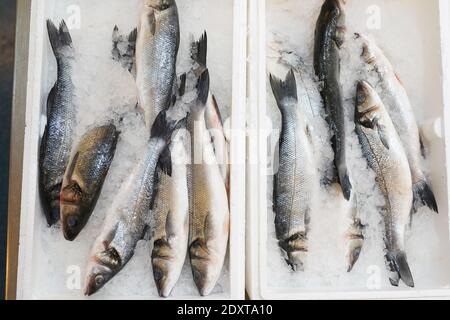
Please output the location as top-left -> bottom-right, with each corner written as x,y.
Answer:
246,0 -> 450,300
16,0 -> 246,300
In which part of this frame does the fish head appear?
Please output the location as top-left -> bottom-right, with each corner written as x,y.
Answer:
151,239 -> 180,298
40,182 -> 62,226
356,33 -> 378,66
189,239 -> 220,296
355,81 -> 384,129
145,0 -> 176,10
84,247 -> 122,296
60,181 -> 88,241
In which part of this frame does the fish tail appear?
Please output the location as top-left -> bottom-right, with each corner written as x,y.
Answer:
151,111 -> 187,143
46,19 -> 73,59
191,31 -> 208,67
269,69 -> 298,109
385,251 -> 414,288
413,179 -> 438,213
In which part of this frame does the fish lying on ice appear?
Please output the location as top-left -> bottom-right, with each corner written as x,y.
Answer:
270,69 -> 315,271
355,80 -> 414,287
84,111 -> 185,296
60,124 -> 119,241
358,33 -> 438,213
314,0 -> 352,200
188,35 -> 230,296
39,20 -> 76,226
136,0 -> 180,129
151,78 -> 190,298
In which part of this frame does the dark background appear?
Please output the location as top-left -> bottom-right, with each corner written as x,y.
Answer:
0,0 -> 17,300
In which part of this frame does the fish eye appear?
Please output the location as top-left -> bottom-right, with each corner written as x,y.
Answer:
153,268 -> 163,282
67,215 -> 78,228
95,275 -> 104,286
193,269 -> 202,281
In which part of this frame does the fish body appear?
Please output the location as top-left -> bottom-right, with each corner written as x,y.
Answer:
84,112 -> 183,296
136,0 -> 180,129
151,128 -> 190,298
359,34 -> 438,213
314,0 -> 352,200
60,124 -> 119,241
188,59 -> 230,296
270,70 -> 315,271
355,81 -> 414,287
39,20 -> 76,226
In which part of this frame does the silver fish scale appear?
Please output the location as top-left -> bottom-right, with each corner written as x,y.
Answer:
73,125 -> 117,193
274,105 -> 313,248
110,138 -> 165,264
137,5 -> 179,128
41,58 -> 76,189
357,122 -> 412,251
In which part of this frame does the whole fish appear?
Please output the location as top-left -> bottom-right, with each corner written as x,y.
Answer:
151,125 -> 190,298
60,124 -> 119,241
150,71 -> 190,298
270,69 -> 315,271
136,0 -> 180,129
191,32 -> 230,193
39,20 -> 76,226
358,33 -> 438,213
84,111 -> 183,296
314,0 -> 352,200
188,36 -> 229,296
355,81 -> 414,287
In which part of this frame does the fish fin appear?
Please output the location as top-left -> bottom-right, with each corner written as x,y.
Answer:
419,131 -> 427,159
46,19 -> 73,59
197,69 -> 210,105
385,251 -> 414,288
150,169 -> 161,211
158,147 -> 172,177
376,123 -> 390,150
340,172 -> 352,201
148,11 -> 156,36
269,69 -> 298,109
141,225 -> 152,241
334,26 -> 346,48
191,31 -> 208,67
46,84 -> 57,118
413,180 -> 438,213
65,152 -> 80,180
178,73 -> 187,97
150,111 -> 187,142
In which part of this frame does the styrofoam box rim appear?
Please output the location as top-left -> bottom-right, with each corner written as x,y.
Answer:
16,0 -> 247,300
246,0 -> 450,300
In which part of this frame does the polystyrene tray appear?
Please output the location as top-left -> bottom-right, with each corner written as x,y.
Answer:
246,0 -> 450,300
16,0 -> 246,300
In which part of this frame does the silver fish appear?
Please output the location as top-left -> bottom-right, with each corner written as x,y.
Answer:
358,33 -> 438,213
314,0 -> 352,200
270,69 -> 315,271
84,111 -> 184,296
39,20 -> 76,226
60,124 -> 119,241
188,35 -> 230,296
355,81 -> 414,287
136,0 -> 180,129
